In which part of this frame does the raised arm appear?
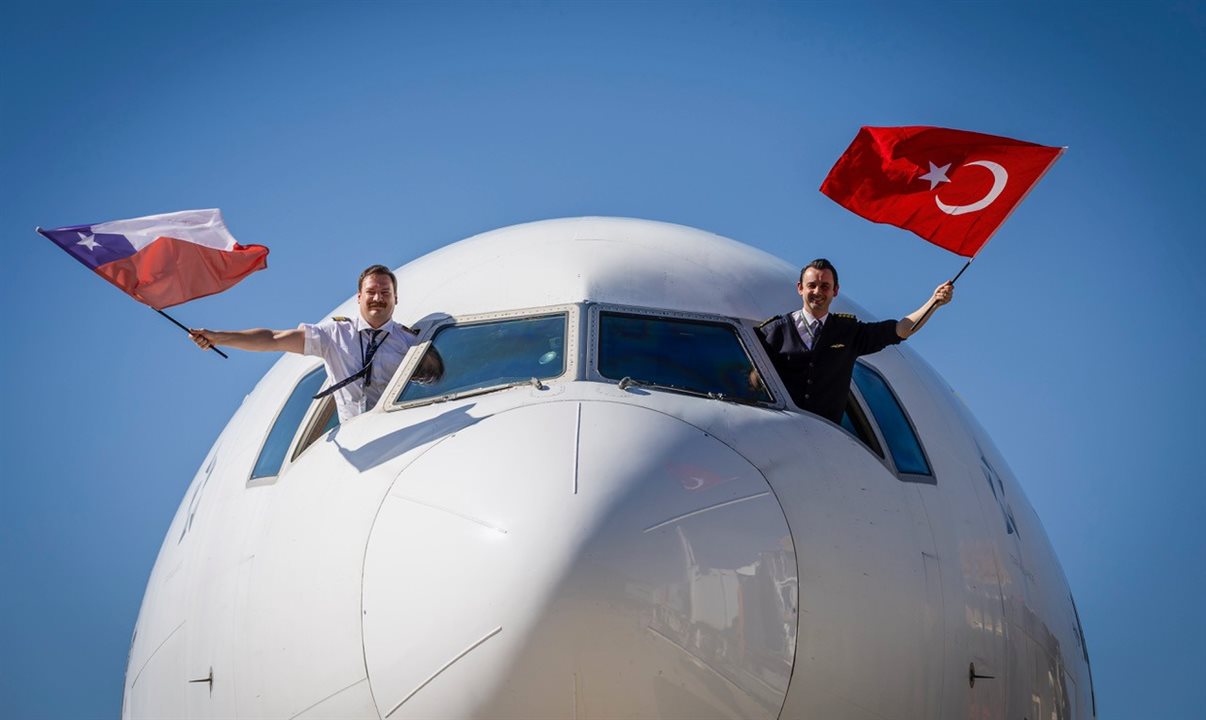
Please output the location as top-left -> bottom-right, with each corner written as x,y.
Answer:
190,328 -> 305,354
895,282 -> 954,339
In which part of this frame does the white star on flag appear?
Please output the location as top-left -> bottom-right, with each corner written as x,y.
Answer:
919,161 -> 952,190
76,232 -> 101,251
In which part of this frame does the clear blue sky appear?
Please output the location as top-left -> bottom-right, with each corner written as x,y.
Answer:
2,2 -> 1203,717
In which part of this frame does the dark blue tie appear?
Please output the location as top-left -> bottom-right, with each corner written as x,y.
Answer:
313,329 -> 389,399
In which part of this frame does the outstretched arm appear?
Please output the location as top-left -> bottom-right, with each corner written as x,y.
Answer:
895,282 -> 954,339
189,328 -> 305,354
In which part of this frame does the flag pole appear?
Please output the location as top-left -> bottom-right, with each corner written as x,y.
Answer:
922,145 -> 1062,297
155,308 -> 229,359
949,258 -> 972,284
914,257 -> 972,327
917,148 -> 1065,324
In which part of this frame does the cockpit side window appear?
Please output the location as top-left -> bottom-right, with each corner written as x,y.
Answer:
851,362 -> 932,477
396,313 -> 567,403
840,392 -> 885,459
597,312 -> 772,404
291,394 -> 340,462
251,367 -> 331,480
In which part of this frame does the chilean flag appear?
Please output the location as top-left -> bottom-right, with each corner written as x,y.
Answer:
37,209 -> 268,309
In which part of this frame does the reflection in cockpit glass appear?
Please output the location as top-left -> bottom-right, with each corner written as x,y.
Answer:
598,313 -> 771,403
398,314 -> 567,403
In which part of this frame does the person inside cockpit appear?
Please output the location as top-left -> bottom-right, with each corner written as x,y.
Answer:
190,264 -> 442,422
755,258 -> 952,423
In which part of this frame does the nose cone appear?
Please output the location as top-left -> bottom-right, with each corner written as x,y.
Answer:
362,400 -> 797,719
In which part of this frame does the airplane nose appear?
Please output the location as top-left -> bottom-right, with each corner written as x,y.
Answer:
362,400 -> 797,720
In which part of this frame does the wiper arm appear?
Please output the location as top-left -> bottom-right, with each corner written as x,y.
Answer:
707,392 -> 763,407
617,377 -> 747,403
619,376 -> 705,396
417,377 -> 540,403
617,376 -> 645,391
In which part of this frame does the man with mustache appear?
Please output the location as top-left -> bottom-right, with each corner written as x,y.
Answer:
190,264 -> 433,423
755,258 -> 953,424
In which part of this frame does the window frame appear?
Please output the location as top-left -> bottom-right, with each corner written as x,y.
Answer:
841,383 -> 886,461
290,393 -> 340,463
851,360 -> 936,484
586,303 -> 783,408
248,361 -> 338,487
382,303 -> 582,412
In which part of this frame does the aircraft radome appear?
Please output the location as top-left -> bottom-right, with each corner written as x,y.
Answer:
123,217 -> 1095,719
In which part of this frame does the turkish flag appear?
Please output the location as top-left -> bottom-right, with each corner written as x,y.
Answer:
820,126 -> 1063,257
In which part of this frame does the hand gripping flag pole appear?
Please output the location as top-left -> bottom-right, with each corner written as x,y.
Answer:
153,308 -> 229,359
913,258 -> 973,328
820,125 -> 1064,323
36,209 -> 269,359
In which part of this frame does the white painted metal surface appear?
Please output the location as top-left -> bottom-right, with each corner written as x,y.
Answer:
124,217 -> 1093,719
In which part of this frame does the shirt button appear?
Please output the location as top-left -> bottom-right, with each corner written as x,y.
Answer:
807,379 -> 813,385
809,362 -> 815,368
804,394 -> 810,399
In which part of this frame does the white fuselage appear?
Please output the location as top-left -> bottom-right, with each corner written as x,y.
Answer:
123,218 -> 1093,719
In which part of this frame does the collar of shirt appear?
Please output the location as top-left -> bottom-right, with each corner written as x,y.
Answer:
353,314 -> 397,335
792,309 -> 826,349
796,308 -> 828,327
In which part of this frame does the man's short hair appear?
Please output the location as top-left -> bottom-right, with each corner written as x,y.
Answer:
800,258 -> 839,288
358,264 -> 397,295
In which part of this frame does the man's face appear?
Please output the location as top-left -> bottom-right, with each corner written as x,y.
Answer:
797,267 -> 838,317
358,273 -> 396,328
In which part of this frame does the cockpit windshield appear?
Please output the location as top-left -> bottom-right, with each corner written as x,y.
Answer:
597,312 -> 771,403
396,313 -> 567,403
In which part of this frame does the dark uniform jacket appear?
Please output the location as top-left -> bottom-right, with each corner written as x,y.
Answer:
755,312 -> 902,423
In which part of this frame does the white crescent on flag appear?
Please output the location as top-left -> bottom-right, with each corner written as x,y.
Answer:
935,160 -> 1009,215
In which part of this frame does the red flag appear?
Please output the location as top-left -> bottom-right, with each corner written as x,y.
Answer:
37,209 -> 267,309
820,126 -> 1063,257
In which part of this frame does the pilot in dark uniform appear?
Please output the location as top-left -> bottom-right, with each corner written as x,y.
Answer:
756,258 -> 953,424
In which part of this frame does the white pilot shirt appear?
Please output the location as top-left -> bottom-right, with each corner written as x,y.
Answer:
300,314 -> 416,423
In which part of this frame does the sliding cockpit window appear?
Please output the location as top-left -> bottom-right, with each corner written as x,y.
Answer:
840,391 -> 885,459
597,312 -> 772,404
251,367 -> 333,481
396,313 -> 568,404
852,362 -> 932,477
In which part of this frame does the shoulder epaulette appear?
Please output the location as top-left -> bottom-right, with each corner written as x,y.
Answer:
400,324 -> 418,335
833,312 -> 857,320
331,316 -> 351,322
756,315 -> 780,329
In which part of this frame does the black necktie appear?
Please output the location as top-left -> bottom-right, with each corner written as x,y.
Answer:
313,329 -> 390,399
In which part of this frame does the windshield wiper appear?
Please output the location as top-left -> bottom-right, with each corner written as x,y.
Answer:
414,376 -> 542,404
616,377 -> 756,404
709,392 -> 763,407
